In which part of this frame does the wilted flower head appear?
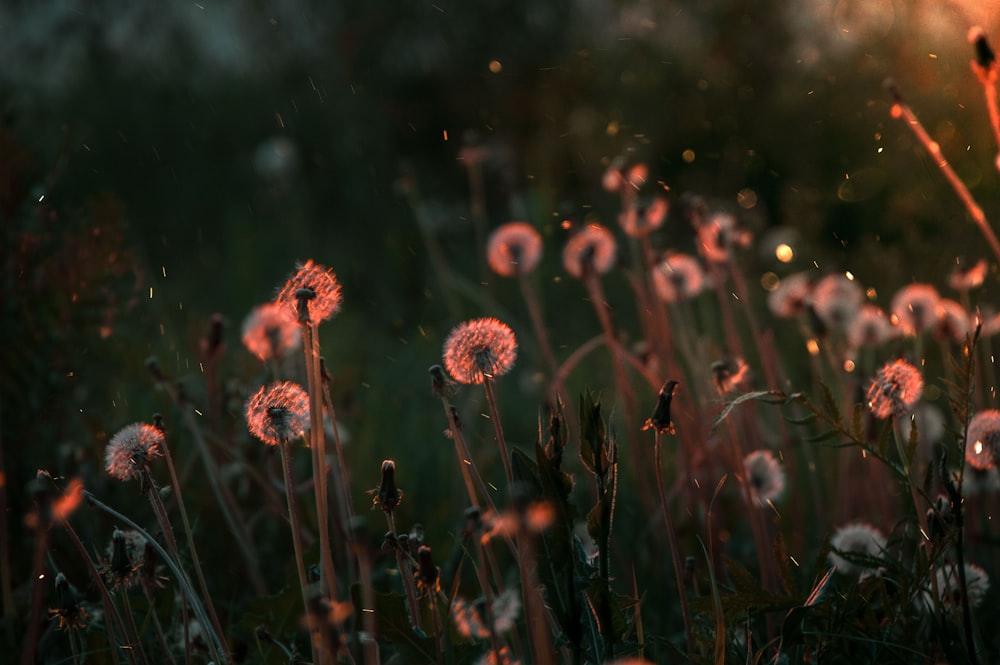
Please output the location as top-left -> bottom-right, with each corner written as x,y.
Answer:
712,357 -> 750,396
932,299 -> 971,344
602,159 -> 648,193
562,223 -> 617,279
275,260 -> 343,324
241,302 -> 302,361
105,423 -> 164,482
372,459 -> 402,513
443,317 -> 518,384
696,212 -> 752,264
619,196 -> 668,238
49,573 -> 90,632
949,258 -> 988,291
866,359 -> 923,419
917,562 -> 990,613
890,283 -> 940,335
452,589 -> 521,639
743,450 -> 785,506
767,272 -> 813,319
828,523 -> 887,576
106,529 -> 140,589
643,380 -> 678,435
245,381 -> 310,445
810,273 -> 864,332
965,409 -> 1000,470
651,253 -> 705,303
415,545 -> 440,596
847,304 -> 895,349
487,222 -> 543,277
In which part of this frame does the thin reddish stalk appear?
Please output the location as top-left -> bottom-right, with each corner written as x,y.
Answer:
654,433 -> 693,652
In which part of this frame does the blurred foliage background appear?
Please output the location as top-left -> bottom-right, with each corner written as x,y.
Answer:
4,0 -> 1000,658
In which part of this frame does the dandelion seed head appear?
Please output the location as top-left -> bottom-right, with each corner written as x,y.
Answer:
651,252 -> 705,303
562,223 -> 617,279
487,222 -> 543,277
810,273 -> 864,332
105,423 -> 164,481
932,299 -> 971,345
847,304 -> 895,349
918,562 -> 990,613
443,318 -> 518,384
767,272 -> 813,318
890,283 -> 940,336
241,302 -> 302,361
828,522 -> 887,577
866,359 -> 923,419
697,212 -> 751,264
949,258 -> 988,291
245,381 -> 310,445
619,196 -> 668,238
965,409 -> 1000,470
743,450 -> 785,506
275,260 -> 342,323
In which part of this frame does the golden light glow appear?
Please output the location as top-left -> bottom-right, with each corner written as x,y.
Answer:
682,149 -> 696,163
775,243 -> 794,262
843,359 -> 855,372
806,339 -> 820,355
488,60 -> 503,74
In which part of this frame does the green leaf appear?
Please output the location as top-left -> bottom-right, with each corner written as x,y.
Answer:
818,382 -> 843,427
713,390 -> 786,429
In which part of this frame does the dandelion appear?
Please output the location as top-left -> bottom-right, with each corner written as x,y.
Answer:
619,196 -> 668,238
475,645 -> 520,665
977,307 -> 1000,337
602,159 -> 648,193
810,273 -> 864,332
898,403 -> 946,459
443,318 -> 518,385
965,409 -> 1000,470
562,223 -> 617,278
487,222 -> 543,277
651,253 -> 705,303
866,359 -> 923,419
918,562 -> 990,613
932,299 -> 971,344
245,381 -> 310,445
828,522 -> 887,576
712,357 -> 750,396
452,589 -> 521,639
961,463 -> 1000,496
104,423 -> 164,482
643,379 -> 678,434
767,272 -> 812,318
890,283 -> 940,335
949,258 -> 988,291
275,259 -> 343,323
743,450 -> 785,506
241,302 -> 301,361
696,212 -> 752,264
49,573 -> 90,632
371,459 -> 402,513
847,304 -> 895,349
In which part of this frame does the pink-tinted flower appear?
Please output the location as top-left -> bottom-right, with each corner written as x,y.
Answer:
810,273 -> 864,332
105,423 -> 164,481
562,224 -> 617,279
443,318 -> 518,384
241,303 -> 302,361
275,260 -> 343,323
828,523 -> 887,576
245,381 -> 310,445
744,450 -> 785,506
949,258 -> 988,291
966,409 -> 1000,470
767,272 -> 812,319
487,222 -> 543,277
651,253 -> 705,303
619,196 -> 668,238
866,359 -> 923,419
696,212 -> 752,264
847,304 -> 895,349
932,299 -> 971,344
890,283 -> 939,336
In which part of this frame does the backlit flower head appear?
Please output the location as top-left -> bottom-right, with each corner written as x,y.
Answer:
810,273 -> 864,332
847,304 -> 895,349
602,159 -> 648,193
965,409 -> 1000,470
917,562 -> 989,613
898,403 -> 946,461
105,423 -> 164,481
866,359 -> 923,419
275,260 -> 342,324
562,223 -> 617,279
619,196 -> 668,238
697,212 -> 752,264
443,317 -> 518,384
890,283 -> 939,336
245,381 -> 310,445
828,522 -> 887,576
452,589 -> 521,639
487,222 -> 543,277
767,272 -> 813,318
744,450 -> 785,506
932,299 -> 970,344
949,258 -> 988,292
712,357 -> 750,397
241,302 -> 302,361
651,253 -> 705,303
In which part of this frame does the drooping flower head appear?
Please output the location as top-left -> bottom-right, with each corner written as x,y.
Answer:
949,258 -> 988,292
696,212 -> 752,264
241,302 -> 302,361
105,423 -> 165,481
443,317 -> 518,384
651,252 -> 705,303
743,450 -> 785,506
245,381 -> 310,445
866,359 -> 923,419
828,522 -> 887,576
767,272 -> 813,319
619,196 -> 668,238
932,299 -> 971,345
275,260 -> 342,324
847,304 -> 895,349
890,283 -> 940,336
810,273 -> 864,332
562,224 -> 617,279
487,222 -> 543,277
965,409 -> 1000,470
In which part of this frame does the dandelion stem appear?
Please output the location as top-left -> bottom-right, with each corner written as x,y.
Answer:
319,367 -> 357,578
118,588 -> 151,665
473,534 -> 505,664
653,433 -> 693,652
385,513 -> 423,632
482,377 -> 514,486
